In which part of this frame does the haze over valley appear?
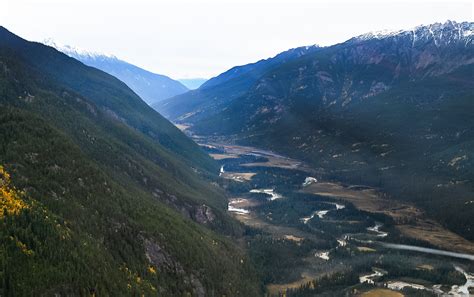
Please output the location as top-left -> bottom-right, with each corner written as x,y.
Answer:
0,1 -> 473,296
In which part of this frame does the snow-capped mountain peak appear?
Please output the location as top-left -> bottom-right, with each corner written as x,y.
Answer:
41,38 -> 188,105
355,28 -> 404,40
353,20 -> 473,47
42,38 -> 117,60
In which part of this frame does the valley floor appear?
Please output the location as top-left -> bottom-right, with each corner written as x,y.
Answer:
211,141 -> 474,254
190,130 -> 474,296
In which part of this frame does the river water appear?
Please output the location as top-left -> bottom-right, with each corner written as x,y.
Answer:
210,141 -> 474,295
381,243 -> 474,261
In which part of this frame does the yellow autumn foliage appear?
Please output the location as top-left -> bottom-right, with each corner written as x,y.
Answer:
15,238 -> 34,256
0,166 -> 29,218
147,266 -> 156,274
120,264 -> 157,293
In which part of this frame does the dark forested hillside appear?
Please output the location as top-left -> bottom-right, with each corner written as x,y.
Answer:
164,21 -> 474,240
0,26 -> 261,296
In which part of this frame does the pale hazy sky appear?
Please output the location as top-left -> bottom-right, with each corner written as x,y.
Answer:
1,0 -> 472,79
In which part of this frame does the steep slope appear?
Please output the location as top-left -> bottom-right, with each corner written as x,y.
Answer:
28,38 -> 213,175
0,27 -> 261,296
194,21 -> 473,133
170,21 -> 474,240
154,45 -> 320,122
44,40 -> 189,105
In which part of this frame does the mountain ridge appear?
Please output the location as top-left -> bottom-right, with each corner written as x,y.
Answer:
161,20 -> 474,240
0,26 -> 261,296
43,38 -> 189,106
154,44 -> 321,121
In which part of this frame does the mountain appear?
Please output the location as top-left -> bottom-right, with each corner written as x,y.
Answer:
162,21 -> 474,240
178,78 -> 207,90
44,39 -> 189,105
154,45 -> 320,121
0,27 -> 261,295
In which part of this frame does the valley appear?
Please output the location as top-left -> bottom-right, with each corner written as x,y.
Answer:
0,14 -> 472,296
161,21 -> 474,245
302,182 -> 474,255
189,129 -> 474,296
0,28 -> 263,296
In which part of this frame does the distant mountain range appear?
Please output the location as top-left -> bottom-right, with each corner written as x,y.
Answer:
44,39 -> 189,105
1,19 -> 473,295
0,27 -> 261,295
154,44 -> 320,121
178,78 -> 207,90
158,20 -> 474,240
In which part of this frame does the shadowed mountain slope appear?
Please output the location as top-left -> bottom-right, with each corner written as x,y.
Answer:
0,26 -> 261,296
